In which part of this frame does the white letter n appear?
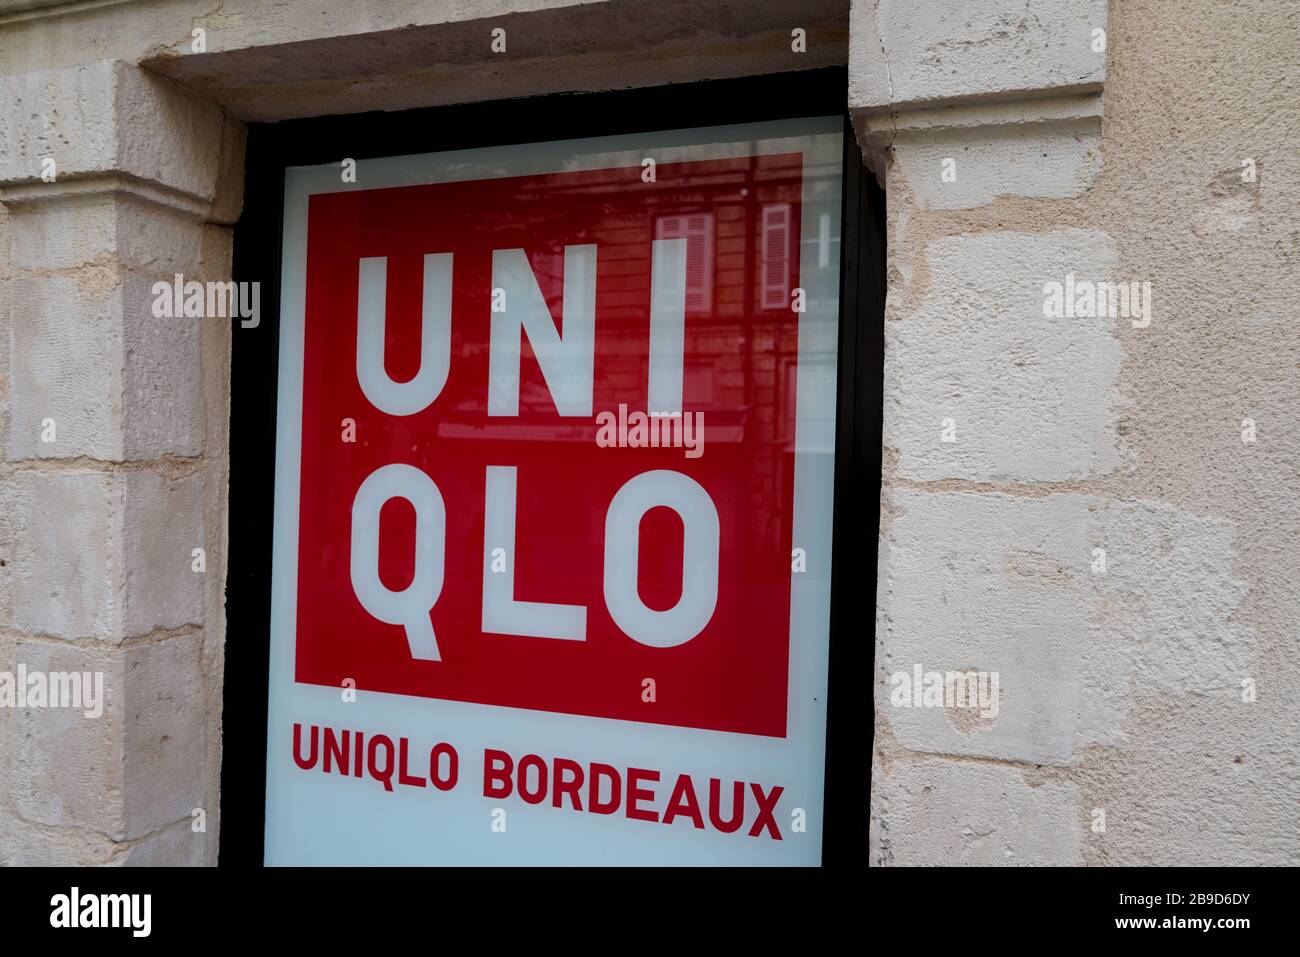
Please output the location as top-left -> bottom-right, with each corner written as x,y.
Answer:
488,246 -> 596,416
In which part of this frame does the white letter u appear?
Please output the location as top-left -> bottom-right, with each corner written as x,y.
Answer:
356,253 -> 453,416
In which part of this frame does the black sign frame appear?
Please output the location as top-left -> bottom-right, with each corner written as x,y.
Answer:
222,67 -> 883,867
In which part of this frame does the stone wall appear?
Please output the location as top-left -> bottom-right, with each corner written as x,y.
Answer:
0,0 -> 1295,865
860,0 -> 1300,865
0,59 -> 242,863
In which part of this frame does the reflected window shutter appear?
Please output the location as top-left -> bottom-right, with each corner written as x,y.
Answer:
683,214 -> 712,312
655,213 -> 713,312
761,203 -> 790,310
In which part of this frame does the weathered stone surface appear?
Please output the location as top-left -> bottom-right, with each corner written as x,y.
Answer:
1,470 -> 202,640
0,61 -> 224,202
879,490 -> 1257,766
112,821 -> 208,866
0,632 -> 206,847
870,760 -> 1083,865
0,0 -> 1295,871
889,121 -> 1102,210
871,0 -> 1299,867
880,489 -> 1092,766
7,273 -> 126,461
0,472 -> 122,639
850,0 -> 1107,112
884,229 -> 1123,483
7,639 -> 123,835
121,470 -> 205,636
119,631 -> 208,839
4,194 -> 207,462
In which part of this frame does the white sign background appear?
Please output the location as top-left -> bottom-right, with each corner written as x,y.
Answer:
263,117 -> 844,865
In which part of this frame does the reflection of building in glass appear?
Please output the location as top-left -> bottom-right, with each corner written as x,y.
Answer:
457,152 -> 838,579
373,150 -> 843,624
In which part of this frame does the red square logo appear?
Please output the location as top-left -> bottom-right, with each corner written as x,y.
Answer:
293,155 -> 804,736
